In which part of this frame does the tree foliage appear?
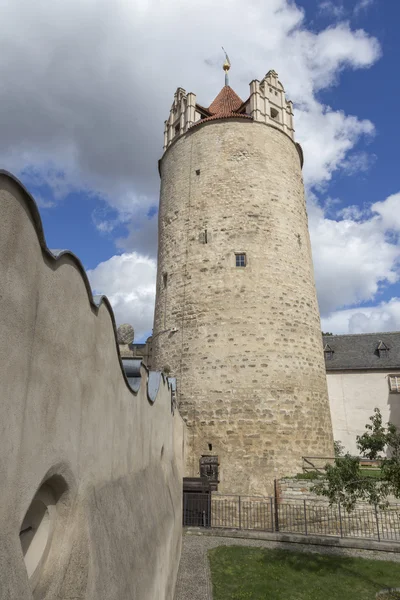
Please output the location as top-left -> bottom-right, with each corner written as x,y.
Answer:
313,408 -> 400,511
333,440 -> 345,457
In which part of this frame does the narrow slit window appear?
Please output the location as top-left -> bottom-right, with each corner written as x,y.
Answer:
235,253 -> 246,267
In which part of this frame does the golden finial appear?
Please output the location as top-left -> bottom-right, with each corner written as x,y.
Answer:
222,47 -> 231,85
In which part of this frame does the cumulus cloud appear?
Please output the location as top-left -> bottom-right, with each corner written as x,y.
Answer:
371,193 -> 400,232
296,106 -> 374,188
321,299 -> 400,334
87,253 -> 156,340
0,1 -> 380,209
0,0 -> 387,331
310,192 -> 400,321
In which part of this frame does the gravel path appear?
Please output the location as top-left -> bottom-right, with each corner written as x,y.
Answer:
174,532 -> 400,600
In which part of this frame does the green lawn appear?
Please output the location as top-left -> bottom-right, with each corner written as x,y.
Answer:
208,546 -> 400,600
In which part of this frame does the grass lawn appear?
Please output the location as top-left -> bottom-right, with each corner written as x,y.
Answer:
208,546 -> 400,600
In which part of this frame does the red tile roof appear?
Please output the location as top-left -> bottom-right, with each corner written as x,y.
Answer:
208,85 -> 244,115
190,85 -> 252,129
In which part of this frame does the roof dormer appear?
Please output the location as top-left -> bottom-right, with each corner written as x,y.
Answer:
323,344 -> 334,360
376,340 -> 389,359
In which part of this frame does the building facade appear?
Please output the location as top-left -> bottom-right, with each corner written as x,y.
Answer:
323,332 -> 400,454
151,68 -> 334,496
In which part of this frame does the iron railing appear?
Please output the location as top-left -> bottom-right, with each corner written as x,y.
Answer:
183,493 -> 400,543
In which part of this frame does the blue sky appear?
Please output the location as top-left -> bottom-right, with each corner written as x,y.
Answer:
1,0 -> 400,340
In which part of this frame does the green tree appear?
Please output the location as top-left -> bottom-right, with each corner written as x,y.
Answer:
334,440 -> 345,457
313,408 -> 400,511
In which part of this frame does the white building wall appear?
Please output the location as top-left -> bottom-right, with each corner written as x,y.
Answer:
327,370 -> 400,455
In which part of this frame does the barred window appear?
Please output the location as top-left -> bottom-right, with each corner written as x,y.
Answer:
235,253 -> 246,267
389,375 -> 400,393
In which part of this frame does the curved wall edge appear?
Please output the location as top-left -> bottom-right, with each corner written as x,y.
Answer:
0,169 -> 173,404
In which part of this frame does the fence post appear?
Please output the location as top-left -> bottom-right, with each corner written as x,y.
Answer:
274,479 -> 280,532
338,502 -> 343,538
273,498 -> 280,532
270,497 -> 274,532
238,496 -> 242,529
303,499 -> 308,535
374,504 -> 381,542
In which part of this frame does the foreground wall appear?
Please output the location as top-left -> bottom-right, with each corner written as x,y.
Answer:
0,171 -> 186,600
327,371 -> 400,454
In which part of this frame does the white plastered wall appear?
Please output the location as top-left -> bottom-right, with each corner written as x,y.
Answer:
327,370 -> 400,454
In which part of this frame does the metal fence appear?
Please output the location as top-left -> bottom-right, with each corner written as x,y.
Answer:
183,493 -> 400,543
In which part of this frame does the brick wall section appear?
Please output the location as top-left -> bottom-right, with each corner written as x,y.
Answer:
152,118 -> 334,496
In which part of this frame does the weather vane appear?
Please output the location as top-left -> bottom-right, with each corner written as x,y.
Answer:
222,47 -> 231,86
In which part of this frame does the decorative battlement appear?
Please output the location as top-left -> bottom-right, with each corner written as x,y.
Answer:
249,70 -> 294,139
163,87 -> 197,150
163,69 -> 295,151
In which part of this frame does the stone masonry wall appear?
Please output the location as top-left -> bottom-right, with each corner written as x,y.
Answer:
152,118 -> 334,496
278,478 -> 322,503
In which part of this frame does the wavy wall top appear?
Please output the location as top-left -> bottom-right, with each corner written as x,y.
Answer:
0,169 -> 175,405
0,168 -> 185,599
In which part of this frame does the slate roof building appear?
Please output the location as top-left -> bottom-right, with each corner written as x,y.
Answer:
323,332 -> 400,454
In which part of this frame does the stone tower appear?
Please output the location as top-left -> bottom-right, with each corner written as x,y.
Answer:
152,65 -> 334,495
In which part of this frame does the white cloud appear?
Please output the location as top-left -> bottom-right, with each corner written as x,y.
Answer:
354,0 -> 375,16
0,0 -> 380,211
87,253 -> 156,339
321,299 -> 400,334
0,0 -> 388,334
371,193 -> 400,232
319,2 -> 346,18
310,193 -> 400,319
296,106 -> 375,188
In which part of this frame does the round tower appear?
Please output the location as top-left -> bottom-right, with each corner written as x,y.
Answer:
152,67 -> 333,496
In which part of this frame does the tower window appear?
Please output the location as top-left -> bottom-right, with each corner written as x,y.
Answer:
270,107 -> 279,121
235,253 -> 246,267
174,124 -> 180,137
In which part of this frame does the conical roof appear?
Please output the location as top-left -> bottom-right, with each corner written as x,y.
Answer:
208,85 -> 244,115
190,84 -> 251,130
